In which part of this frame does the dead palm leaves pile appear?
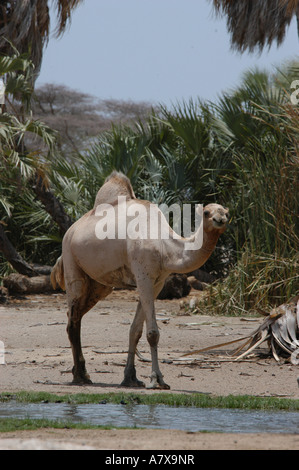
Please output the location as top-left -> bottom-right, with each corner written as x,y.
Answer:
184,296 -> 299,364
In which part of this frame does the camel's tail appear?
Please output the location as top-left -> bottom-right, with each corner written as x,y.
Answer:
50,255 -> 65,291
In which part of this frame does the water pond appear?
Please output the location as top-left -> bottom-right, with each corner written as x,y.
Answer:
0,401 -> 299,433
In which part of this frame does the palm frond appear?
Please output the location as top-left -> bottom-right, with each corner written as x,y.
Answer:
0,196 -> 13,217
0,1 -> 83,71
212,0 -> 299,52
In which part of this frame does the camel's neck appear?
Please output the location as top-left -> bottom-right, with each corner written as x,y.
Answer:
163,228 -> 221,274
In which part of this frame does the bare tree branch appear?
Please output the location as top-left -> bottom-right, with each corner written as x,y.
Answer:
0,223 -> 38,277
32,172 -> 74,235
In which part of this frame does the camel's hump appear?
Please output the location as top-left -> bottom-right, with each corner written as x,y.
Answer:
93,171 -> 136,207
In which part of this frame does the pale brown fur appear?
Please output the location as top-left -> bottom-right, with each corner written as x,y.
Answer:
51,172 -> 229,388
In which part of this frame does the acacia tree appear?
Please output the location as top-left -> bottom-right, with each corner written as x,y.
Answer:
32,84 -> 155,155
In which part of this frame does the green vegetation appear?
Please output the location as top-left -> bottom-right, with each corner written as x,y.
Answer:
1,391 -> 299,411
0,418 -> 111,433
0,52 -> 298,313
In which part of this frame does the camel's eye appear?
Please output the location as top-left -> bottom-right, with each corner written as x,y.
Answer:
204,210 -> 210,217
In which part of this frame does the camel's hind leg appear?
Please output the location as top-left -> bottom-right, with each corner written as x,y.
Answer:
121,300 -> 145,387
67,301 -> 89,384
65,269 -> 112,384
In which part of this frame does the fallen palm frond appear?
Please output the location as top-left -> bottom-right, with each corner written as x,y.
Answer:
182,296 -> 299,363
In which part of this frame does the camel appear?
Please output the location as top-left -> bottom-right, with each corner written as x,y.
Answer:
51,171 -> 229,389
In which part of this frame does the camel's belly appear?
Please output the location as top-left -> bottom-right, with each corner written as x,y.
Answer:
97,266 -> 136,289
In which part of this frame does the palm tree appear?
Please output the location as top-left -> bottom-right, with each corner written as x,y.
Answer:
0,50 -> 71,276
0,0 -> 83,74
212,0 -> 299,52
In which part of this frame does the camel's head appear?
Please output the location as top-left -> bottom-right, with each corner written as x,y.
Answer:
202,204 -> 229,234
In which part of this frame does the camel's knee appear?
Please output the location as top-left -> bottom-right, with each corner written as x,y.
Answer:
67,302 -> 82,336
67,317 -> 77,334
66,318 -> 80,343
68,295 -> 85,319
147,328 -> 159,347
130,321 -> 143,341
66,278 -> 86,297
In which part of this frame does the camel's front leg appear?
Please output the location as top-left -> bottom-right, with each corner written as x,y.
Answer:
145,321 -> 170,390
139,281 -> 170,390
121,301 -> 145,388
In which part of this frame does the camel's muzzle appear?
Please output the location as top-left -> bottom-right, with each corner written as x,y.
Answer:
212,217 -> 227,228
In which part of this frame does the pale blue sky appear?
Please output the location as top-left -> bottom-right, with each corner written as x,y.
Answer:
37,0 -> 299,106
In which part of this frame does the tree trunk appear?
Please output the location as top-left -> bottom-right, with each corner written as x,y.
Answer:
0,172 -> 72,286
157,274 -> 191,300
32,172 -> 73,235
3,273 -> 54,294
0,223 -> 38,277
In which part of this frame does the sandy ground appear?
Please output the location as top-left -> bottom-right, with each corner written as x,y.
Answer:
0,289 -> 299,450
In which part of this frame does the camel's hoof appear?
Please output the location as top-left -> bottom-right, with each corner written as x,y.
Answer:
71,375 -> 93,385
120,377 -> 145,388
146,372 -> 170,390
146,382 -> 170,390
71,366 -> 92,385
72,379 -> 93,385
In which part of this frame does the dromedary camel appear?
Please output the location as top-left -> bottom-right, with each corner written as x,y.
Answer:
51,171 -> 229,389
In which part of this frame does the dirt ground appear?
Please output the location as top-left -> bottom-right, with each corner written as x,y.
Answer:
1,289 -> 299,450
